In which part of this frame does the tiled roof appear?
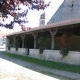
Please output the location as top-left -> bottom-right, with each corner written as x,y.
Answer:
0,32 -> 13,38
5,18 -> 80,36
40,13 -> 45,19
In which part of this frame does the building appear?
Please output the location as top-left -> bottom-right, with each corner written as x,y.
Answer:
5,0 -> 80,65
39,13 -> 45,26
0,33 -> 8,45
48,0 -> 80,24
0,32 -> 12,49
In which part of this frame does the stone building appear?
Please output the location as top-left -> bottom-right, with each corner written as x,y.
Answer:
5,0 -> 80,65
39,13 -> 45,26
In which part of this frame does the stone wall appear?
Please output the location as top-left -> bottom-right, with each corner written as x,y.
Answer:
6,47 -> 28,55
29,49 -> 80,65
6,47 -> 80,65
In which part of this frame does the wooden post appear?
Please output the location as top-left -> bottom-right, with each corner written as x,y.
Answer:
32,33 -> 38,49
49,29 -> 57,50
7,37 -> 9,47
20,34 -> 25,48
6,37 -> 9,51
51,34 -> 54,50
12,36 -> 16,48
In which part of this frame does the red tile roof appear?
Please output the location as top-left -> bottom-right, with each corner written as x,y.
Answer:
5,18 -> 80,36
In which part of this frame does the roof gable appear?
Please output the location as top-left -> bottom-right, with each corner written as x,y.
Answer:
48,0 -> 80,24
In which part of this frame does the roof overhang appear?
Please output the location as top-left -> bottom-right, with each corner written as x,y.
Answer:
5,18 -> 80,36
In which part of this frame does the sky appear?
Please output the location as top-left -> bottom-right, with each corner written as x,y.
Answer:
0,0 -> 64,33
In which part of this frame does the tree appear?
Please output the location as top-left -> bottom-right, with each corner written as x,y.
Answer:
0,0 -> 51,29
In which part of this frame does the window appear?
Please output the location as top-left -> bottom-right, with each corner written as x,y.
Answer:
42,21 -> 43,24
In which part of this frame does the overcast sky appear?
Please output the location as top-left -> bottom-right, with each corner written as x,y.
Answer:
0,0 -> 64,33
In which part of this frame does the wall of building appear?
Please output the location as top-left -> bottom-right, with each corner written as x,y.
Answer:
43,35 -> 80,51
45,38 -> 51,49
29,49 -> 80,65
6,47 -> 28,55
24,36 -> 34,48
48,0 -> 80,24
39,19 -> 45,26
55,35 -> 80,51
6,34 -> 80,65
6,34 -> 80,51
7,47 -> 80,65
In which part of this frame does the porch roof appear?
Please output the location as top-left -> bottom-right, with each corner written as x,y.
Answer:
5,18 -> 80,36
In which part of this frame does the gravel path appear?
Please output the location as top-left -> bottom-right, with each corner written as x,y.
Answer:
0,51 -> 58,80
0,51 -> 80,80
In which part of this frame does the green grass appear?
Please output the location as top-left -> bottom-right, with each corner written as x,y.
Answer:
7,53 -> 80,74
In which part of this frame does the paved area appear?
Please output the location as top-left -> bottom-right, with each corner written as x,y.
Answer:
0,50 -> 80,80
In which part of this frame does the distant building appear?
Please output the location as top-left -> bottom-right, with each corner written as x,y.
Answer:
39,13 -> 45,26
0,32 -> 12,45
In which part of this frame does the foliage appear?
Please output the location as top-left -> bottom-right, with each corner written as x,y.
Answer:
7,53 -> 80,74
38,36 -> 46,44
60,34 -> 70,57
60,47 -> 70,57
15,39 -> 20,51
0,0 -> 51,29
61,34 -> 68,47
8,46 -> 10,50
38,36 -> 46,54
39,46 -> 44,53
15,39 -> 20,47
16,47 -> 18,51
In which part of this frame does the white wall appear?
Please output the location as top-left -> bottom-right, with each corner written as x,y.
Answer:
39,19 -> 45,26
7,48 -> 80,65
29,49 -> 80,65
17,48 -> 28,55
7,48 -> 28,55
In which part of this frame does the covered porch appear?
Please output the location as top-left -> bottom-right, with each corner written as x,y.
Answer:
6,19 -> 80,65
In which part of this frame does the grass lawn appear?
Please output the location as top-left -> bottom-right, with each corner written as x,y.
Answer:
7,53 -> 80,74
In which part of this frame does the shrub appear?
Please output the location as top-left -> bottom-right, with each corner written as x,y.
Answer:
16,47 -> 18,51
38,36 -> 46,54
8,46 -> 10,50
60,47 -> 70,57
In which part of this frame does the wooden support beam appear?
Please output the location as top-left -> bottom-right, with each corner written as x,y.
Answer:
32,32 -> 38,49
49,29 -> 57,36
20,34 -> 25,48
49,29 -> 57,50
12,36 -> 16,47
